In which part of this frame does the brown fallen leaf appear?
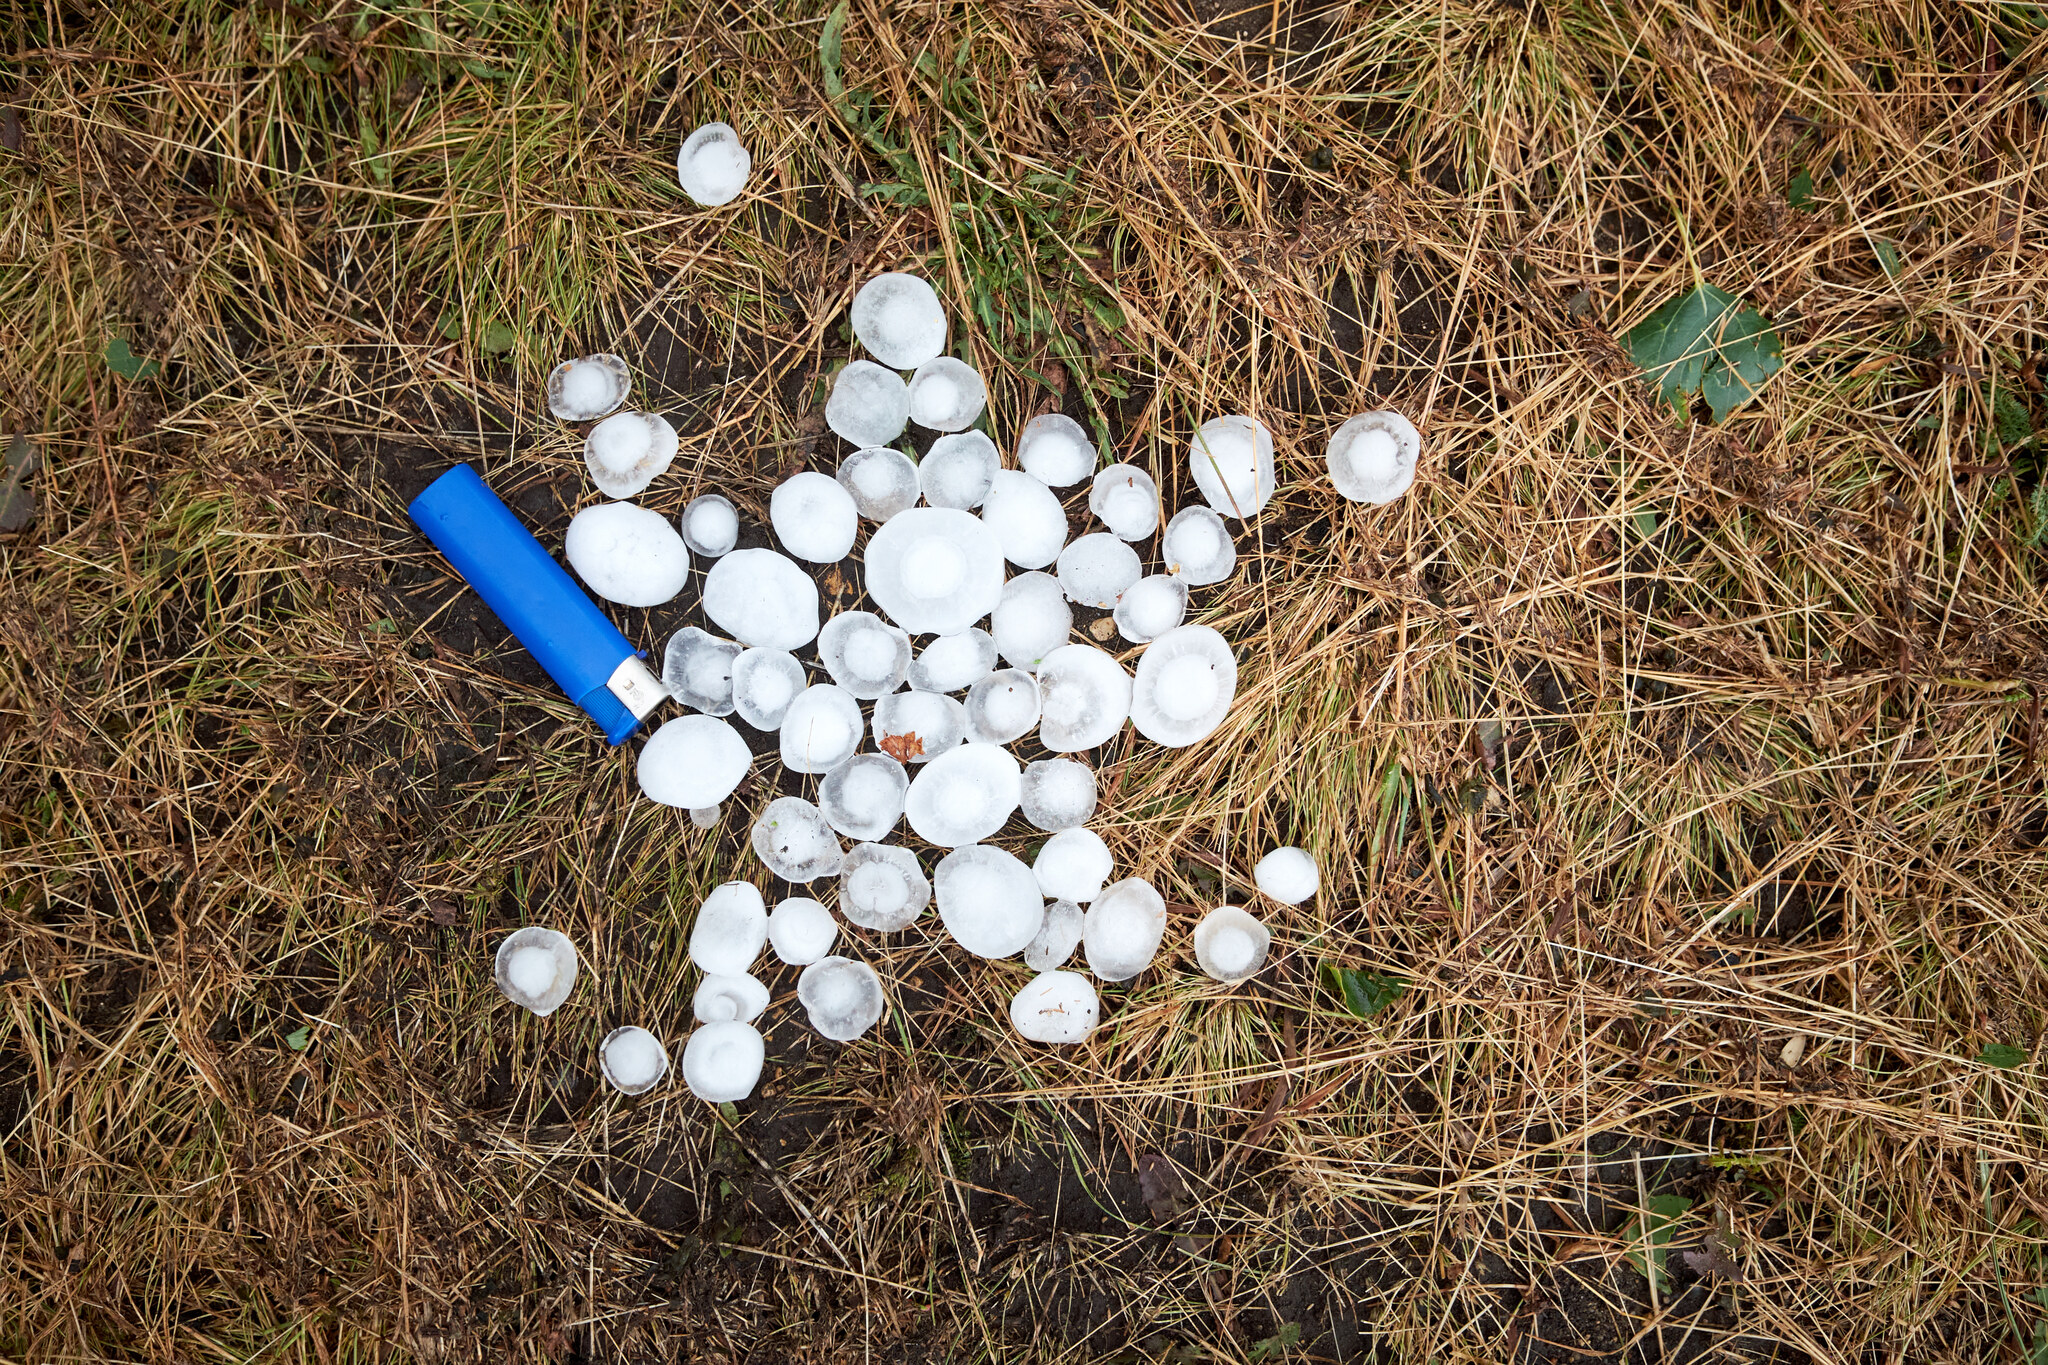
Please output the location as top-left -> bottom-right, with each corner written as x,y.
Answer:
428,899 -> 460,927
1682,1232 -> 1743,1281
878,730 -> 925,763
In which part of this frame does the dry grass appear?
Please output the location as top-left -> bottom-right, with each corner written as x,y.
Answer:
4,0 -> 2048,1361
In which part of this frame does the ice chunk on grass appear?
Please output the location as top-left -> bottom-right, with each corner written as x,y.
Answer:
827,360 -> 910,447
1021,758 -> 1097,831
676,121 -> 751,207
1016,412 -> 1094,487
1036,644 -> 1132,752
768,897 -> 839,965
585,411 -> 679,500
1033,827 -> 1112,903
872,688 -> 967,763
1083,878 -> 1166,981
798,956 -> 886,1041
1024,898 -> 1084,970
682,1020 -> 763,1101
702,547 -> 821,650
680,493 -> 739,557
1189,415 -> 1275,519
980,468 -> 1069,569
771,470 -> 859,563
779,683 -> 862,774
1089,463 -> 1160,541
1113,575 -> 1187,644
1131,625 -> 1236,747
564,502 -> 690,607
1010,971 -> 1099,1044
637,715 -> 751,809
689,882 -> 767,976
1056,532 -> 1140,609
547,353 -> 629,422
966,668 -> 1040,745
864,507 -> 1004,636
1193,906 -> 1269,983
662,627 -> 741,715
819,752 -> 908,841
1326,410 -> 1420,504
600,1026 -> 669,1094
935,845 -> 1045,959
1253,846 -> 1319,904
818,610 -> 911,699
839,843 -> 929,930
1162,506 -> 1235,585
693,971 -> 769,1024
494,927 -> 578,1016
908,356 -> 987,432
838,447 -> 920,521
908,628 -> 996,693
992,571 -> 1073,672
751,796 -> 845,882
851,273 -> 947,370
904,742 -> 1020,847
918,430 -> 999,510
731,647 -> 806,729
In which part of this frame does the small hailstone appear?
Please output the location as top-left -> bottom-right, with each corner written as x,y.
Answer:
600,1026 -> 670,1094
798,955 -> 887,1041
681,493 -> 740,558
909,629 -> 997,693
904,742 -> 1021,847
1193,906 -> 1270,983
1021,758 -> 1097,831
771,470 -> 859,564
1254,846 -> 1320,904
838,842 -> 930,930
693,971 -> 770,1024
585,411 -> 679,499
864,507 -> 1005,636
751,795 -> 845,882
1089,463 -> 1161,541
918,431 -> 1000,510
1017,412 -> 1095,487
992,571 -> 1074,673
676,121 -> 751,207
851,273 -> 948,370
1056,533 -> 1141,609
1326,411 -> 1421,504
682,1020 -> 764,1102
838,447 -> 920,521
818,610 -> 911,699
1114,575 -> 1188,644
779,683 -> 863,774
1033,827 -> 1112,903
637,715 -> 752,810
547,353 -> 629,422
819,752 -> 908,841
731,648 -> 807,729
1190,415 -> 1276,519
702,548 -> 822,650
935,845 -> 1045,958
689,882 -> 768,976
662,627 -> 741,715
1024,898 -> 1085,971
966,669 -> 1041,745
979,468 -> 1069,570
768,897 -> 839,965
826,360 -> 911,447
1084,877 -> 1166,981
690,806 -> 721,830
1131,625 -> 1237,748
1010,971 -> 1099,1045
872,688 -> 967,763
907,357 -> 987,432
564,502 -> 690,607
1036,645 -> 1133,752
1162,506 -> 1235,586
494,928 -> 578,1016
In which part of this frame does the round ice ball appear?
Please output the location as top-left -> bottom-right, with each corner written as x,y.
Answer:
494,927 -> 579,1016
1130,624 -> 1237,748
693,971 -> 770,1024
702,547 -> 822,651
1326,410 -> 1420,504
1056,533 -> 1141,609
779,683 -> 863,775
992,571 -> 1074,673
798,956 -> 886,1041
1017,412 -> 1095,487
872,688 -> 968,764
1113,574 -> 1187,644
682,1020 -> 764,1102
769,897 -> 839,966
1193,905 -> 1270,984
851,272 -> 948,370
771,470 -> 859,563
839,842 -> 930,930
751,795 -> 845,882
1033,826 -> 1112,904
547,353 -> 629,422
908,628 -> 997,694
907,356 -> 987,432
838,447 -> 920,521
818,610 -> 912,699
1024,898 -> 1085,971
966,668 -> 1041,745
681,493 -> 740,557
1253,846 -> 1320,904
935,844 -> 1045,959
1035,645 -> 1133,752
1083,877 -> 1166,982
819,752 -> 908,842
732,648 -> 808,730
1089,463 -> 1160,541
637,715 -> 751,810
980,468 -> 1069,570
1021,758 -> 1098,831
1010,971 -> 1099,1045
689,882 -> 768,976
661,627 -> 742,716
1189,414 -> 1276,519
564,502 -> 690,607
600,1025 -> 670,1094
918,430 -> 1000,510
677,121 -> 751,207
1162,506 -> 1235,586
904,742 -> 1021,848
826,360 -> 911,447
585,411 -> 679,500
864,507 -> 1005,637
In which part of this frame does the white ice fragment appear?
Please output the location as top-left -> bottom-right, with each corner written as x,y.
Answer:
864,507 -> 1005,636
818,610 -> 911,699
966,669 -> 1041,745
1036,645 -> 1133,752
600,1026 -> 670,1094
918,431 -> 999,510
564,502 -> 690,607
979,469 -> 1069,570
693,972 -> 770,1024
872,688 -> 967,763
798,955 -> 886,1041
1009,971 -> 1099,1045
662,627 -> 741,715
547,353 -> 629,422
838,843 -> 930,930
1113,575 -> 1187,644
1056,533 -> 1141,609
1190,415 -> 1276,519
769,897 -> 839,966
838,447 -> 920,521
1163,506 -> 1235,586
676,121 -> 751,207
731,647 -> 807,729
904,742 -> 1020,847
909,629 -> 996,693
585,411 -> 679,500
1016,412 -> 1094,487
682,1020 -> 764,1102
907,356 -> 987,432
935,845 -> 1045,958
637,715 -> 751,810
751,796 -> 845,882
1193,906 -> 1270,983
1089,463 -> 1160,541
680,493 -> 740,558
1254,846 -> 1320,904
779,683 -> 863,774
1131,624 -> 1237,748
851,273 -> 948,370
1326,411 -> 1420,504
1033,827 -> 1112,904
991,571 -> 1073,673
827,360 -> 911,447
689,882 -> 768,976
770,470 -> 859,564
1021,758 -> 1098,831
494,927 -> 579,1016
1083,877 -> 1166,981
819,752 -> 908,841
1024,898 -> 1085,971
690,806 -> 721,830
702,547 -> 822,651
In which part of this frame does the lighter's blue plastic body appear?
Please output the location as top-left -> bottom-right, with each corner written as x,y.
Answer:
407,463 -> 648,744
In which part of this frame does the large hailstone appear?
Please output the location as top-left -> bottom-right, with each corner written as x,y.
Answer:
872,689 -> 968,763
768,897 -> 839,966
779,683 -> 863,773
680,493 -> 740,558
1024,898 -> 1084,971
919,431 -> 1000,510
1010,971 -> 1099,1045
1017,412 -> 1094,487
702,548 -> 821,650
819,752 -> 908,841
1056,533 -> 1141,609
907,357 -> 987,432
682,1021 -> 764,1102
732,648 -> 807,729
864,507 -> 1004,636
827,360 -> 910,447
771,470 -> 859,563
1254,846 -> 1320,903
1327,410 -> 1420,504
904,742 -> 1020,847
935,845 -> 1045,958
662,627 -> 741,715
564,502 -> 690,607
1193,906 -> 1270,983
676,121 -> 751,207
838,447 -> 920,521
851,272 -> 947,370
494,927 -> 579,1016
1033,827 -> 1112,903
600,1026 -> 670,1095
909,629 -> 997,693
1021,758 -> 1098,831
966,669 -> 1041,745
1190,415 -> 1276,519
689,882 -> 768,976
979,468 -> 1069,570
1089,463 -> 1160,541
1036,645 -> 1133,752
798,956 -> 887,1041
1084,878 -> 1166,982
547,353 -> 629,422
1131,625 -> 1237,747
637,715 -> 751,810
818,611 -> 911,699
585,411 -> 679,500
1113,575 -> 1187,644
992,571 -> 1074,673
838,842 -> 930,930
1163,506 -> 1235,586
751,796 -> 845,882
693,972 -> 770,1024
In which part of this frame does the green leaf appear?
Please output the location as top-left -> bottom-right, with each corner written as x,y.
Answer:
1632,508 -> 1660,538
1625,1193 -> 1693,1295
1324,964 -> 1405,1019
1978,1043 -> 2027,1068
718,1100 -> 741,1124
1249,1321 -> 1302,1360
1787,168 -> 1814,210
436,310 -> 463,341
285,1026 -> 312,1051
1990,388 -> 2032,449
862,180 -> 929,207
479,320 -> 517,355
1874,238 -> 1903,279
461,59 -> 509,80
819,0 -> 848,101
1622,283 -> 1782,423
103,335 -> 161,381
359,116 -> 391,183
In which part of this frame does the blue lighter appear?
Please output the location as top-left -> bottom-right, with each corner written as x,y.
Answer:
407,463 -> 667,744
